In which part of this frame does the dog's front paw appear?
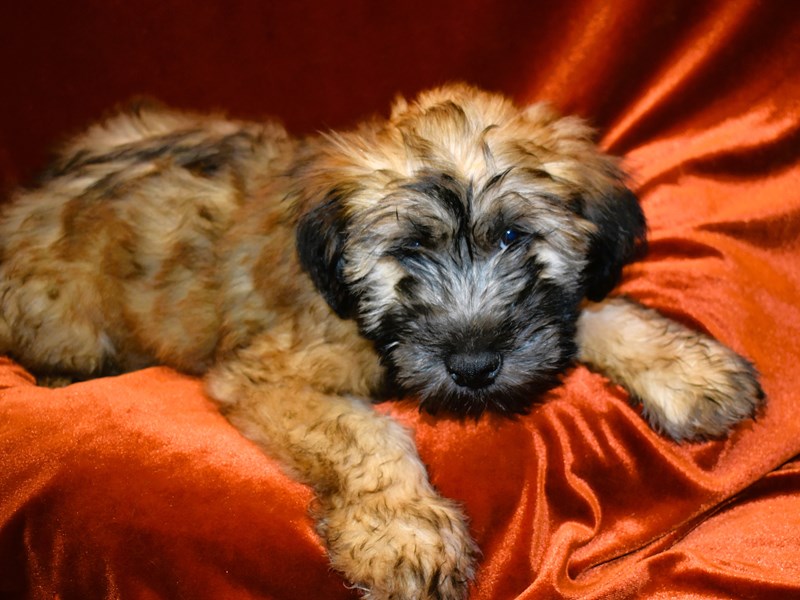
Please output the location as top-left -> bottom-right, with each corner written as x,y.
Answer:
319,489 -> 477,600
635,335 -> 764,441
577,298 -> 765,442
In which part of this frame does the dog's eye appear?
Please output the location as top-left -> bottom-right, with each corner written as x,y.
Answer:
400,239 -> 424,255
389,238 -> 425,261
499,228 -> 522,250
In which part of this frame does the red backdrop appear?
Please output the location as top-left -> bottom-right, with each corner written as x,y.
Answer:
2,1 -> 800,598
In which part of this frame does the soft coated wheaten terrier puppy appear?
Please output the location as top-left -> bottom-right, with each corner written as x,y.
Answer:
0,84 -> 762,599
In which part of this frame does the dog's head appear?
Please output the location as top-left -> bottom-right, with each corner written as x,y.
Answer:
293,84 -> 645,416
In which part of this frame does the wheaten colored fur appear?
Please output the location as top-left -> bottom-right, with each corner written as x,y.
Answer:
0,85 -> 762,599
576,299 -> 761,440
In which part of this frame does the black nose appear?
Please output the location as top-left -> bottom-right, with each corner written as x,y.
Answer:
445,351 -> 502,389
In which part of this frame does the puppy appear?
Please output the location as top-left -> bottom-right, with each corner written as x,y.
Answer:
0,84 -> 762,599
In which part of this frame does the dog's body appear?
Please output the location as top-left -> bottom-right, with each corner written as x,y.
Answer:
0,85 -> 762,599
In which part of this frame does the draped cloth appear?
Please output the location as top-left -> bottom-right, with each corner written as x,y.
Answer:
1,1 -> 799,598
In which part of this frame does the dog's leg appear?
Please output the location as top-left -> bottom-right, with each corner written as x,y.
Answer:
576,297 -> 763,441
206,346 -> 477,600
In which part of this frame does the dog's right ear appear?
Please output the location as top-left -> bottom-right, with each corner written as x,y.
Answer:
295,187 -> 359,319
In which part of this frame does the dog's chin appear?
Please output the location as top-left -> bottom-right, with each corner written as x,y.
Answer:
414,375 -> 565,418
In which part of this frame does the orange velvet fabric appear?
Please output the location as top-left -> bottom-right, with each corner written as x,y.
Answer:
1,1 -> 799,598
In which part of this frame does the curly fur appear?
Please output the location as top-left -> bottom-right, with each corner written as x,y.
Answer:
0,84 -> 763,599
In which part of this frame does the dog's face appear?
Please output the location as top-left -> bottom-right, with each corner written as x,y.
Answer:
294,84 -> 645,416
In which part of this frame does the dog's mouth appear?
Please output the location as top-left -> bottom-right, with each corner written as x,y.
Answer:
436,386 -> 565,418
417,355 -> 567,417
377,332 -> 575,418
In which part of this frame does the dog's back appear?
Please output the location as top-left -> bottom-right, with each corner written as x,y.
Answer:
0,105 -> 291,379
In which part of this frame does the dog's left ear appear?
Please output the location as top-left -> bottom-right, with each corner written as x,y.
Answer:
519,103 -> 646,301
579,185 -> 646,301
296,189 -> 359,319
